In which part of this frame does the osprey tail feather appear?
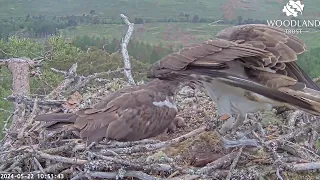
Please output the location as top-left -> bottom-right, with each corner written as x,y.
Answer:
34,113 -> 77,123
34,113 -> 78,131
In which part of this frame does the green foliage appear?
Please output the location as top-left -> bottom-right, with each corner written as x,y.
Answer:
71,35 -> 173,64
297,47 -> 320,78
0,17 -> 70,39
45,36 -> 82,70
0,36 -> 42,58
0,68 -> 13,134
76,49 -> 149,80
316,138 -> 320,150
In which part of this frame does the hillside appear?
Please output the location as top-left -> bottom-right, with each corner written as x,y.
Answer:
1,0 -> 319,20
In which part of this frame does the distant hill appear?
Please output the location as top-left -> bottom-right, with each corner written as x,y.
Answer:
1,0 -> 319,21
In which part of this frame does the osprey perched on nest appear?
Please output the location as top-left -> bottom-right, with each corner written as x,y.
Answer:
35,79 -> 182,143
148,24 -> 320,134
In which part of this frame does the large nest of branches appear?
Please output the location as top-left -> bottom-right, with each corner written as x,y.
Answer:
1,76 -> 320,180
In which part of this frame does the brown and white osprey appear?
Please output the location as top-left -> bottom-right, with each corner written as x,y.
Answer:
148,24 -> 320,134
35,79 -> 181,143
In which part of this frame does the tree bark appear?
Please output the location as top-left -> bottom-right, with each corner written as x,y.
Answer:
2,58 -> 31,130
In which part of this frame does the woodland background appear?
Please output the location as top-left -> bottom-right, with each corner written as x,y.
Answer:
1,0 -> 320,138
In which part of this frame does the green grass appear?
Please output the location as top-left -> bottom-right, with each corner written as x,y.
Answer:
60,22 -> 320,50
1,0 -> 320,20
298,30 -> 320,49
60,23 -> 230,47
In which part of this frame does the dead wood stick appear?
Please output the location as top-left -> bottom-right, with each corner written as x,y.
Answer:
226,146 -> 243,180
18,97 -> 38,138
32,163 -> 69,174
290,161 -> 320,171
2,109 -> 18,133
120,14 -> 135,85
197,152 -> 238,175
64,68 -> 123,95
276,168 -> 284,180
26,149 -> 87,165
105,126 -> 206,155
5,95 -> 64,106
43,142 -> 77,154
100,139 -> 161,148
33,157 -> 53,180
90,152 -> 173,172
71,170 -> 160,180
89,152 -> 138,168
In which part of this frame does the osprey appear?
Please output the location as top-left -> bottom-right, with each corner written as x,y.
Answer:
148,24 -> 320,134
34,79 -> 181,143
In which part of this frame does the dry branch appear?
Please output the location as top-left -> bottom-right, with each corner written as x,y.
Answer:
120,14 -> 136,85
103,126 -> 206,155
226,146 -> 243,180
5,95 -> 64,107
71,171 -> 161,180
48,63 -> 123,99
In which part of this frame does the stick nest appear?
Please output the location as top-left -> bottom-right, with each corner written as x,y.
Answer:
1,80 -> 320,180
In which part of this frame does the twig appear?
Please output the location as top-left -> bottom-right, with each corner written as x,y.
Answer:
290,161 -> 320,171
5,95 -> 64,107
0,57 -> 42,67
50,68 -> 67,76
33,157 -> 53,180
276,168 -> 283,180
32,163 -> 68,174
197,152 -> 238,175
222,137 -> 259,148
167,175 -> 201,180
2,109 -> 18,133
88,152 -> 143,170
226,146 -> 243,180
64,68 -> 123,94
47,63 -> 78,98
71,171 -> 160,180
120,14 -> 135,85
287,110 -> 302,127
18,97 -> 38,138
101,139 -> 161,148
313,76 -> 320,83
49,64 -> 123,97
0,108 -> 13,113
104,126 -> 206,155
26,149 -> 87,165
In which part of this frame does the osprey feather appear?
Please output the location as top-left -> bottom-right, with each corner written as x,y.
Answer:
34,79 -> 180,143
148,24 -> 320,134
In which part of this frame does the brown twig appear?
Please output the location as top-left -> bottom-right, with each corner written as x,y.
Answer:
226,146 -> 243,180
26,149 -> 87,165
104,126 -> 206,155
197,152 -> 238,175
71,170 -> 160,180
5,95 -> 64,107
49,64 -> 123,98
290,161 -> 320,171
33,157 -> 53,180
